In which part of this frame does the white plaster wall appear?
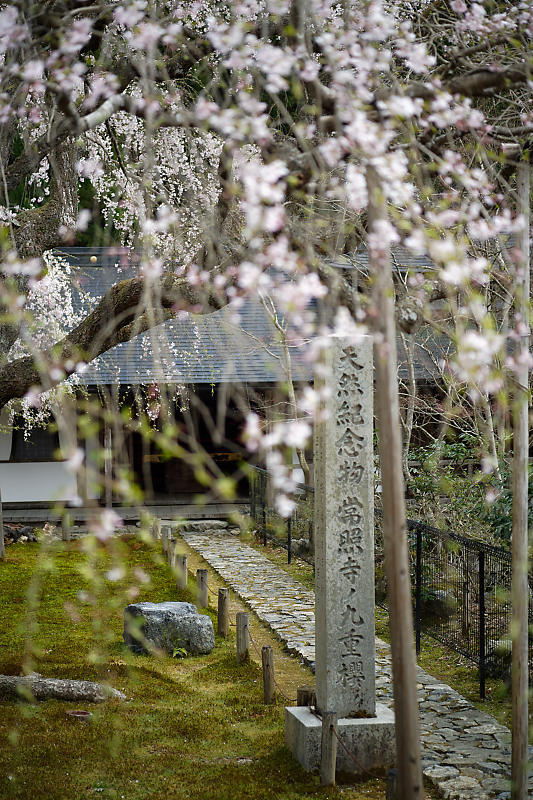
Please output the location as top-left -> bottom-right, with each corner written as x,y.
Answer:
0,408 -> 13,461
0,462 -> 78,503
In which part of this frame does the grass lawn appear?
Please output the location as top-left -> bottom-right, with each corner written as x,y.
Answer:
0,535 -> 394,800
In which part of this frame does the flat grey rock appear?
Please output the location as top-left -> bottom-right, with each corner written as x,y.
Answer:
424,766 -> 460,780
124,601 -> 214,655
439,775 -> 486,799
168,519 -> 228,531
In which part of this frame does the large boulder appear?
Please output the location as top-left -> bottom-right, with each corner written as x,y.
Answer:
123,602 -> 215,656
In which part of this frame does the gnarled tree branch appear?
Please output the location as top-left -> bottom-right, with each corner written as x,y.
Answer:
0,272 -> 226,410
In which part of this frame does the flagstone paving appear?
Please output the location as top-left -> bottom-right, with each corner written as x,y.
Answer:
178,527 -> 532,800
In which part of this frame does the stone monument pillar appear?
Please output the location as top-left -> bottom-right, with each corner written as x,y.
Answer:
285,335 -> 395,774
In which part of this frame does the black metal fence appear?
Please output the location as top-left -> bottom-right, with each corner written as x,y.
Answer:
378,516 -> 533,698
249,466 -> 314,566
249,465 -> 532,696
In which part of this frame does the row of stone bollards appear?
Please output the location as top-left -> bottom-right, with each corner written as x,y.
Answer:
154,519 -> 279,704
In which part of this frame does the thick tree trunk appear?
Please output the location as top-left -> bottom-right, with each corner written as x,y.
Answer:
367,165 -> 424,800
13,142 -> 78,259
511,160 -> 530,800
0,141 -> 79,362
0,674 -> 126,702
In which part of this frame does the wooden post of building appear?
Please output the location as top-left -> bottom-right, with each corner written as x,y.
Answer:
236,612 -> 249,663
320,712 -> 338,786
161,524 -> 169,554
196,568 -> 208,607
152,518 -> 161,543
217,588 -> 229,637
297,686 -> 316,707
176,554 -> 187,590
103,423 -> 112,509
61,510 -> 71,542
0,488 -> 5,560
261,645 -> 275,704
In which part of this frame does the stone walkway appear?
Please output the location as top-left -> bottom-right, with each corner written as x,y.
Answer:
178,527 -> 532,800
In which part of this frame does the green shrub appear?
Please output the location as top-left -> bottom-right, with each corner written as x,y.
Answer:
480,464 -> 533,545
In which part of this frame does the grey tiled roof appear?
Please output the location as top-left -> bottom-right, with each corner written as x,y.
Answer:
55,247 -> 446,387
357,246 -> 436,273
56,248 -> 312,386
82,303 -> 312,386
326,246 -> 436,273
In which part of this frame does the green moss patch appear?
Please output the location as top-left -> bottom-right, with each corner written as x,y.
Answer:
0,538 -> 398,800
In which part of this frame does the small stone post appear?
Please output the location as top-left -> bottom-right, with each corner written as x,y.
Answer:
61,510 -> 72,542
161,524 -> 169,554
262,645 -> 275,704
297,686 -> 316,707
196,568 -> 208,607
176,554 -> 188,590
236,612 -> 249,663
320,712 -> 338,786
217,588 -> 229,637
167,537 -> 176,568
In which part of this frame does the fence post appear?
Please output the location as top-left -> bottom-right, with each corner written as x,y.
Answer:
461,550 -> 471,636
478,550 -> 486,700
262,476 -> 267,548
104,423 -> 112,508
161,524 -> 169,554
167,538 -> 175,568
176,554 -> 188,590
415,526 -> 422,656
320,712 -> 338,786
287,515 -> 292,564
218,588 -> 229,637
297,685 -> 316,706
0,488 -> 4,560
251,474 -> 256,521
236,612 -> 249,663
386,769 -> 398,800
261,645 -> 275,704
196,568 -> 208,608
62,510 -> 72,542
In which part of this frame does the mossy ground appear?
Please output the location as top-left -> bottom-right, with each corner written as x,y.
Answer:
0,536 -> 396,800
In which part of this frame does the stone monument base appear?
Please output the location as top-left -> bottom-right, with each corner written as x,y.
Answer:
285,703 -> 395,775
